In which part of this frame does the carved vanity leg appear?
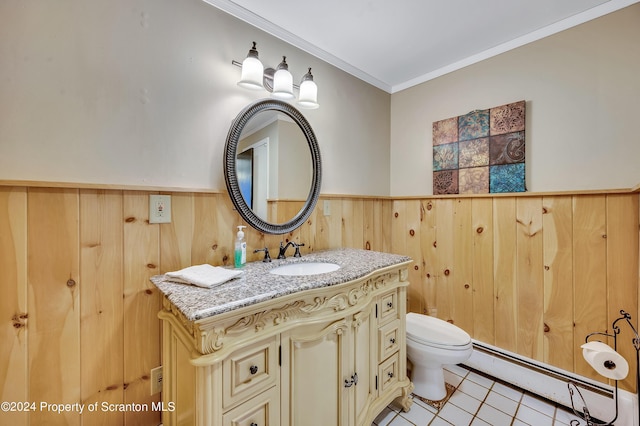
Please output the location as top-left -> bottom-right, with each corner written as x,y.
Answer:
396,381 -> 415,412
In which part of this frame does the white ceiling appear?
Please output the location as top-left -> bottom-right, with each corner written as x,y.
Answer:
203,0 -> 638,93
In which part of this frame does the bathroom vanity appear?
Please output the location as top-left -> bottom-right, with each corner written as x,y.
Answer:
153,248 -> 414,426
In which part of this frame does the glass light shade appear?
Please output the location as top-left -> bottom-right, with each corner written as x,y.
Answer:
272,57 -> 294,99
298,80 -> 319,109
237,55 -> 264,90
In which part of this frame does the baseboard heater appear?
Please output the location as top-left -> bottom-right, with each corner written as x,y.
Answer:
463,340 -> 638,426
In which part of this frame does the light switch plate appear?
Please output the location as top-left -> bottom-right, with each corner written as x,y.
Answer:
323,200 -> 331,216
149,195 -> 171,224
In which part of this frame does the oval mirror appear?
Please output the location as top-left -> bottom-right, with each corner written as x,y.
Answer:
224,99 -> 322,234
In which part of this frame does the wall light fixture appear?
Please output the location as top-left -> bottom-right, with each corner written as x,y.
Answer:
233,42 -> 319,109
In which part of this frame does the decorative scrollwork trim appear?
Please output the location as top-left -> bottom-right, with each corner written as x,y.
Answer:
183,269 -> 405,355
199,327 -> 225,353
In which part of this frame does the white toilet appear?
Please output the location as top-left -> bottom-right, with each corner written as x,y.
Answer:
405,312 -> 473,401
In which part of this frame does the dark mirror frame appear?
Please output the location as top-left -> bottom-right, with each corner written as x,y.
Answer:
223,99 -> 322,235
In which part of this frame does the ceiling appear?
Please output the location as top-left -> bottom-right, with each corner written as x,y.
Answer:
203,0 -> 638,93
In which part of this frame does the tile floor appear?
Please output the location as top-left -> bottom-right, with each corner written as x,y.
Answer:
373,364 -> 588,426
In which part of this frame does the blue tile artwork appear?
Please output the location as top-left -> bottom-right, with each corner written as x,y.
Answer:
458,110 -> 489,141
490,164 -> 526,192
432,100 -> 526,194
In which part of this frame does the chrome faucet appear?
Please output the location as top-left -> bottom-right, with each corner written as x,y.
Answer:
277,241 -> 305,259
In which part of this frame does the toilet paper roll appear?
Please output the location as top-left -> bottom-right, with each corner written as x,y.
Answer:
581,341 -> 629,380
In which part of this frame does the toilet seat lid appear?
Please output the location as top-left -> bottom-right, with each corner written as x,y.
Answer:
406,313 -> 471,346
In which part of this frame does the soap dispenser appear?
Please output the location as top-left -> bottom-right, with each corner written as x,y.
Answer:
234,226 -> 247,268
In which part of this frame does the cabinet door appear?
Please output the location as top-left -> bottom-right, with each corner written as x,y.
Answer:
281,319 -> 350,426
352,308 -> 375,426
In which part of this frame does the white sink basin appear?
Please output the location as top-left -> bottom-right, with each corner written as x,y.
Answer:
270,262 -> 340,276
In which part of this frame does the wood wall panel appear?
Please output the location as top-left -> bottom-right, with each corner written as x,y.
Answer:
573,196 -> 608,381
542,196 -> 574,371
434,199 -> 455,321
362,199 -> 374,251
326,199 -> 343,249
1,184 -> 638,426
340,198 -> 356,247
471,198 -> 494,343
420,201 -> 437,317
605,194 -> 639,391
27,189 -> 80,425
390,200 -> 407,257
381,200 -> 393,253
0,187 -> 27,426
341,199 -> 364,249
305,202 -> 320,253
392,200 -> 421,313
452,199 -> 474,332
193,193 -> 230,266
493,198 -> 518,352
405,200 -> 424,315
515,197 -> 544,360
313,200 -> 331,250
122,192 -> 161,425
80,190 -> 124,425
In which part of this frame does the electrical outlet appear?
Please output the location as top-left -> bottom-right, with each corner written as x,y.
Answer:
149,195 -> 171,224
150,366 -> 163,395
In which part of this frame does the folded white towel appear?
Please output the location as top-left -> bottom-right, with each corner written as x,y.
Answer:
165,264 -> 243,289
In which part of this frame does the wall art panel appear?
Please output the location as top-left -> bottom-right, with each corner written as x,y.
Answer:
433,100 -> 526,194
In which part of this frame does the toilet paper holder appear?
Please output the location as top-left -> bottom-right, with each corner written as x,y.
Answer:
568,309 -> 640,426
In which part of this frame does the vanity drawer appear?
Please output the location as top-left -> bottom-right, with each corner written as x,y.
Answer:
222,385 -> 279,426
378,353 -> 399,394
378,320 -> 400,361
223,335 -> 279,409
378,290 -> 399,326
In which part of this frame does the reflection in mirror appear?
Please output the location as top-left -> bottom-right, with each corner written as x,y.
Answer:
237,149 -> 253,209
224,99 -> 321,235
237,111 -> 312,224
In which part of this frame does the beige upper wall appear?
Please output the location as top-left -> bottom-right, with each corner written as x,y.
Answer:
3,1 -> 638,198
0,0 -> 391,196
390,3 -> 640,196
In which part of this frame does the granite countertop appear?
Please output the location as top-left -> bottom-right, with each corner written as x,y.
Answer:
151,248 -> 411,321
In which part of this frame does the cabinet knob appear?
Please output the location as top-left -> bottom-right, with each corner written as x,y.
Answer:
250,423 -> 258,426
387,302 -> 393,308
250,365 -> 258,375
387,372 -> 394,379
389,337 -> 396,344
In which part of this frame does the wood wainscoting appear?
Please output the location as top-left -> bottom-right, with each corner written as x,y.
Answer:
0,186 -> 391,425
390,192 -> 639,393
0,183 -> 638,425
